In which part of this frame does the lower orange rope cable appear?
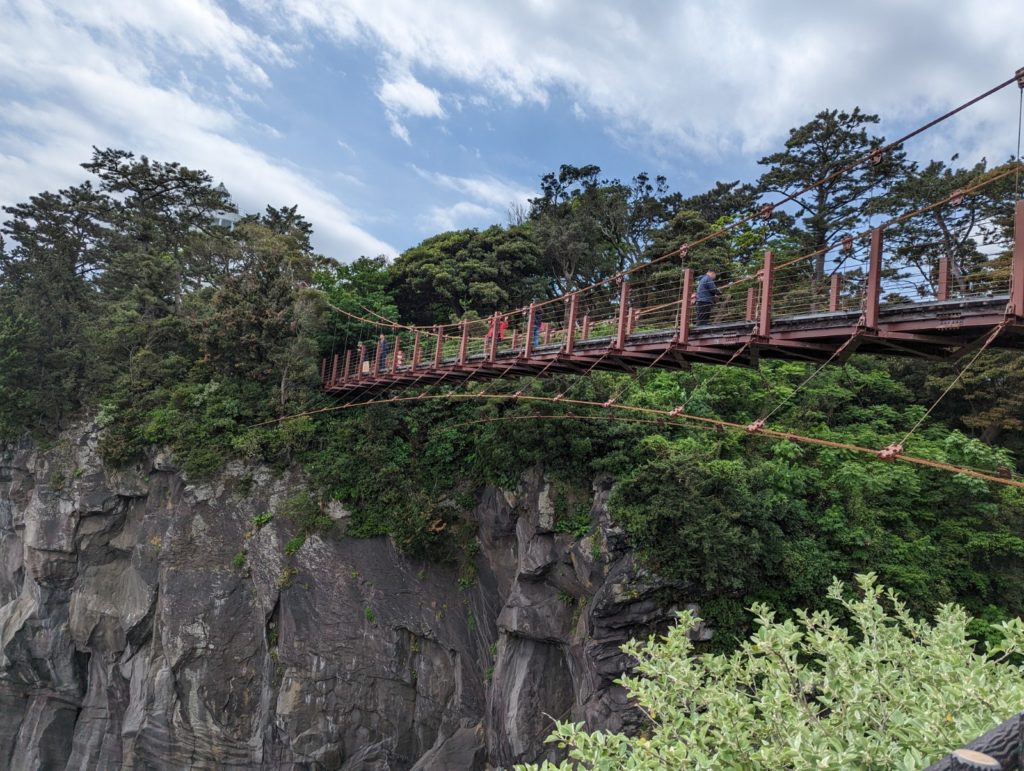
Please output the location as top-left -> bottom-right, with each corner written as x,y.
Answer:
251,391 -> 1024,490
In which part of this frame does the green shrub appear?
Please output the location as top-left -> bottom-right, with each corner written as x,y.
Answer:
520,574 -> 1024,771
283,534 -> 306,556
280,492 -> 332,535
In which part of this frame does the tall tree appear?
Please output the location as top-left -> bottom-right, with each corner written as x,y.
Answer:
194,215 -> 322,409
757,108 -> 906,282
872,158 -> 1016,297
389,224 -> 543,324
529,165 -> 674,292
0,183 -> 107,430
83,148 -> 235,392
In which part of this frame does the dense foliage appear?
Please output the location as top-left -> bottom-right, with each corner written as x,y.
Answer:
519,575 -> 1024,770
2,105 -> 1023,648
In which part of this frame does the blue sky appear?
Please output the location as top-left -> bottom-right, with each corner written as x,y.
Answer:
1,1 -> 1022,261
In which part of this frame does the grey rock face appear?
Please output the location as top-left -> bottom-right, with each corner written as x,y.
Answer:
0,426 -> 690,769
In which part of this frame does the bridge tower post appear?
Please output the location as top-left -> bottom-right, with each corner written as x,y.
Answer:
615,279 -> 630,349
373,335 -> 384,375
488,313 -> 500,362
342,350 -> 352,383
1011,200 -> 1024,317
433,325 -> 444,367
829,274 -> 841,311
676,268 -> 693,345
565,294 -> 578,354
524,303 -> 537,358
865,227 -> 883,329
937,257 -> 950,301
458,320 -> 469,365
757,251 -> 774,338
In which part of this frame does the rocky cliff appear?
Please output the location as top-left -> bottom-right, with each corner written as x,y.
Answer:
0,422 -> 697,769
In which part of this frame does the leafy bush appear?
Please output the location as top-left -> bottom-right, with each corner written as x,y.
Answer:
279,492 -> 332,535
283,534 -> 306,556
521,574 -> 1024,770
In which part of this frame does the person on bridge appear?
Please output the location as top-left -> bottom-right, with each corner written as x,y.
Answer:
532,307 -> 544,347
694,269 -> 722,325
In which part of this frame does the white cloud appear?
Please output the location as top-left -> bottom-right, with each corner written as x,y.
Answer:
420,200 -> 494,231
264,0 -> 1024,161
411,167 -> 533,231
0,0 -> 394,260
413,167 -> 532,209
377,64 -> 445,143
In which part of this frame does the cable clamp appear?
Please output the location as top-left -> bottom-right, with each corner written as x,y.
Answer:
552,394 -> 564,402
602,399 -> 616,408
1016,66 -> 1024,89
513,390 -> 523,399
746,419 -> 765,434
668,406 -> 685,417
878,442 -> 904,460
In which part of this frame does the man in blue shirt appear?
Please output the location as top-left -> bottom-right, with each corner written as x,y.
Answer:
694,269 -> 722,325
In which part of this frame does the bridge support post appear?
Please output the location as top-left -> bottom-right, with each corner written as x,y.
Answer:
829,274 -> 841,312
356,344 -> 366,379
320,358 -> 327,385
342,351 -> 351,383
392,335 -> 401,372
937,257 -> 951,301
373,335 -> 384,375
581,315 -> 590,341
1011,200 -> 1024,317
433,326 -> 444,367
757,251 -> 774,338
615,280 -> 630,349
564,295 -> 578,354
745,286 -> 756,321
329,354 -> 339,386
524,303 -> 536,358
458,320 -> 469,365
411,332 -> 421,371
676,268 -> 693,345
488,313 -> 500,362
865,227 -> 883,329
